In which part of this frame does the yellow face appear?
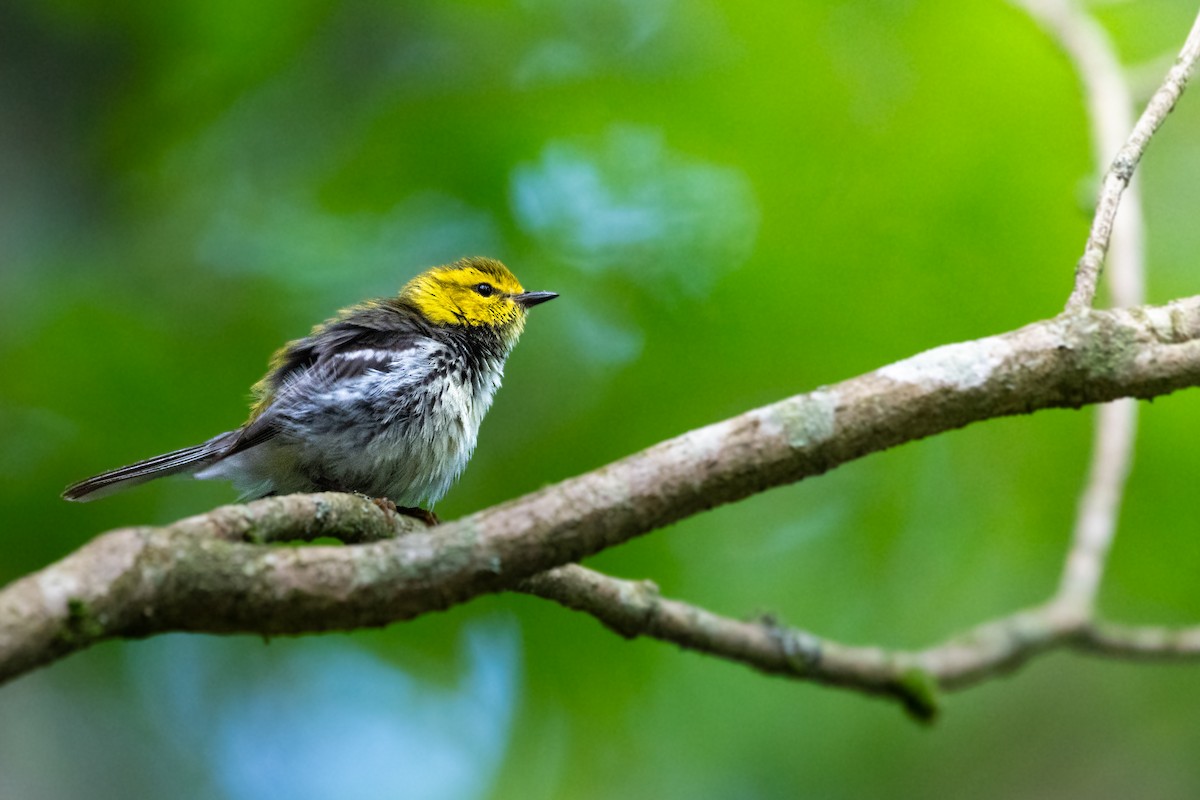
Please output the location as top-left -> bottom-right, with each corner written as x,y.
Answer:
402,257 -> 529,328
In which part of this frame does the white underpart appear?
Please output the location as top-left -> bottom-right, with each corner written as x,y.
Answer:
199,339 -> 509,505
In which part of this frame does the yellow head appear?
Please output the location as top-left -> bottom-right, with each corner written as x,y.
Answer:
400,257 -> 557,329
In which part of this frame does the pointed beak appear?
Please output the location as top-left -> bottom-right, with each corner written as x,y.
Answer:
514,291 -> 559,309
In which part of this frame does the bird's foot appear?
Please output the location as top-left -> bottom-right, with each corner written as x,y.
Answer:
364,495 -> 438,526
370,496 -> 398,516
395,505 -> 440,526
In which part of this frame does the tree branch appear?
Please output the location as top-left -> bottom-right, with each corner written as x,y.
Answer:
5,297 -> 1200,687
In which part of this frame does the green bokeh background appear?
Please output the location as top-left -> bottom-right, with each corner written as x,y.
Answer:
3,1 -> 1200,797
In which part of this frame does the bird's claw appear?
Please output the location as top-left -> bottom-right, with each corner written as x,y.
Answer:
367,496 -> 437,526
370,496 -> 399,516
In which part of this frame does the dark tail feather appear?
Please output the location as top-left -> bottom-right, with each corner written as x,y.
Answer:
62,432 -> 237,502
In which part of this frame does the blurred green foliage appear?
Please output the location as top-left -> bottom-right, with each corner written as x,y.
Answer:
2,1 -> 1200,798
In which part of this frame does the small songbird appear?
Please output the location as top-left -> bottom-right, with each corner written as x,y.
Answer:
63,257 -> 557,513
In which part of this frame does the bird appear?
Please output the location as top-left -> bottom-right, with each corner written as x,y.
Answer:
63,256 -> 558,518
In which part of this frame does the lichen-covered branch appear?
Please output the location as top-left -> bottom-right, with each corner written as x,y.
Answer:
4,297 -> 1200,687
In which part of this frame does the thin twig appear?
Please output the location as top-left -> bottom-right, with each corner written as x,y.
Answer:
1063,7 -> 1200,310
522,567 -> 1200,720
1020,0 -> 1146,616
1056,398 -> 1137,614
1019,0 -> 1145,308
1081,621 -> 1200,658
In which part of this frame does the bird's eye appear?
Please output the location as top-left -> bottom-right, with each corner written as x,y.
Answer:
474,283 -> 495,297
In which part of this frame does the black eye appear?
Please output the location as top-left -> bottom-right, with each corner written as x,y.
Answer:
474,283 -> 495,297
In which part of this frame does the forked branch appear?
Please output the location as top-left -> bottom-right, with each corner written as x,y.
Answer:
3,5 -> 1200,722
4,297 -> 1200,695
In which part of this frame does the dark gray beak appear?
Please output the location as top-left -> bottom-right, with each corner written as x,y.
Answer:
514,291 -> 559,309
